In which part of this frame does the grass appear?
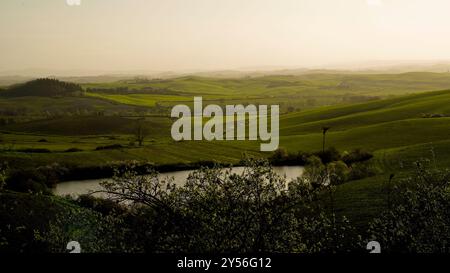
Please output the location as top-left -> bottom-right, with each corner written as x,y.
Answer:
83,72 -> 450,97
2,116 -> 173,138
0,139 -> 263,168
2,73 -> 450,231
80,72 -> 450,113
333,175 -> 387,228
280,89 -> 450,134
280,117 -> 450,152
1,88 -> 449,169
86,93 -> 193,107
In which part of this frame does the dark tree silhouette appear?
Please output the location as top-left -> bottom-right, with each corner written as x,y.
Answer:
322,126 -> 331,153
2,78 -> 82,97
134,119 -> 149,146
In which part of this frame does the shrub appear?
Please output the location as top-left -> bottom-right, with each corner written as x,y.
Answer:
368,161 -> 450,253
0,163 -> 7,190
35,207 -> 132,253
97,158 -> 360,253
348,161 -> 380,180
302,156 -> 328,187
314,147 -> 341,164
3,159 -> 450,253
95,144 -> 123,151
4,164 -> 67,193
342,149 -> 373,165
5,169 -> 49,193
327,161 -> 351,186
269,148 -> 310,166
16,148 -> 51,153
75,194 -> 126,215
64,148 -> 83,153
36,163 -> 69,188
270,147 -> 289,164
0,192 -> 71,252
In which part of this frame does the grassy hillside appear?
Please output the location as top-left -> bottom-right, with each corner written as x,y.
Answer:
86,93 -> 192,107
84,72 -> 450,96
0,88 -> 448,174
0,96 -> 148,122
1,76 -> 450,239
82,72 -> 450,113
0,73 -> 449,174
275,89 -> 450,158
281,89 -> 450,134
2,116 -> 172,137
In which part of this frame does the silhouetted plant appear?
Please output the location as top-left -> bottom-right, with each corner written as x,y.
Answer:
322,126 -> 331,153
314,146 -> 341,164
0,163 -> 7,190
134,118 -> 150,146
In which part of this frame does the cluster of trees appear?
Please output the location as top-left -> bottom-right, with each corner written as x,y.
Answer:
3,163 -> 66,193
270,147 -> 377,181
1,78 -> 82,97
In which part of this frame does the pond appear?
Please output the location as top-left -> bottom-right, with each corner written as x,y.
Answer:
53,166 -> 305,197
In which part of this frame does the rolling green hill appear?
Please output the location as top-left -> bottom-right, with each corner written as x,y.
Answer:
280,89 -> 450,135
2,116 -> 172,137
82,72 -> 450,113
277,88 -> 449,146
1,76 -> 450,232
0,87 -> 449,173
84,72 -> 450,97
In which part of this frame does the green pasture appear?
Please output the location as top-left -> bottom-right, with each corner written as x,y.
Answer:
2,73 -> 450,229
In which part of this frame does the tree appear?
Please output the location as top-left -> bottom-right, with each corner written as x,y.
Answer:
322,126 -> 331,153
134,119 -> 149,147
0,163 -> 7,190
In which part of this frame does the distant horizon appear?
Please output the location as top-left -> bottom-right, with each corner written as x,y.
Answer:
2,59 -> 450,78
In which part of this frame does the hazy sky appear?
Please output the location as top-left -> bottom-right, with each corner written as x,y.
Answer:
1,0 -> 450,73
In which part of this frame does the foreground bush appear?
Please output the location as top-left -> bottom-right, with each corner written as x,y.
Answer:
2,158 -> 449,253
368,161 -> 450,253
93,159 -> 360,253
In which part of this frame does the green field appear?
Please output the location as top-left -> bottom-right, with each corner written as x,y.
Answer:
2,85 -> 449,169
86,93 -> 193,107
1,73 -> 450,226
83,72 -> 450,97
81,72 -> 450,113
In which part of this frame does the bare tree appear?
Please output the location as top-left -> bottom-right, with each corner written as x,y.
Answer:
134,118 -> 149,146
322,126 -> 331,153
